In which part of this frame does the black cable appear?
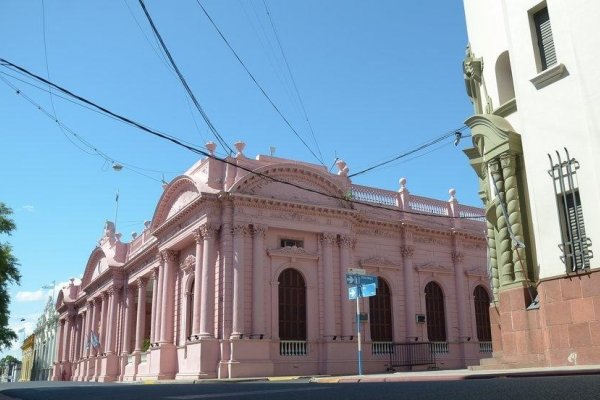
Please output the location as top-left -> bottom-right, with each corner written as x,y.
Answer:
194,0 -> 325,166
0,57 -> 483,221
262,0 -> 324,165
348,126 -> 469,178
138,0 -> 234,155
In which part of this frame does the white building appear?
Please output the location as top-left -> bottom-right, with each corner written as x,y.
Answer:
32,297 -> 58,380
462,0 -> 600,367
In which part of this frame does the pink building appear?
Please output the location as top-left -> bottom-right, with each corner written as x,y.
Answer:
53,143 -> 490,381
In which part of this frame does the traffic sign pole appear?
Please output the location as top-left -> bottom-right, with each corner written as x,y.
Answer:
356,284 -> 362,376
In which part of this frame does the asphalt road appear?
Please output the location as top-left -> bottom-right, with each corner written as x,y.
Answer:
2,375 -> 600,400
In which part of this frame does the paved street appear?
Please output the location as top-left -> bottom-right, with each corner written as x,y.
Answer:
3,375 -> 600,400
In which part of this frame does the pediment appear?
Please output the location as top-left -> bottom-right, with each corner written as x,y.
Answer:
268,246 -> 319,260
360,256 -> 400,269
152,176 -> 199,230
81,248 -> 107,287
414,262 -> 453,274
231,163 -> 348,208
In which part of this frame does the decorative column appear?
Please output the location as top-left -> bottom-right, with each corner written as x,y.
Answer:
160,250 -> 178,344
122,286 -> 134,355
321,232 -> 336,337
339,234 -> 354,337
192,229 -> 203,337
500,154 -> 527,283
154,261 -> 165,344
91,298 -> 100,356
57,319 -> 65,363
251,224 -> 267,335
62,316 -> 72,362
134,278 -> 148,352
232,225 -> 247,336
199,224 -> 218,337
487,220 -> 499,300
100,292 -> 109,354
149,267 -> 159,344
452,250 -> 468,341
83,303 -> 92,358
106,288 -> 119,355
401,232 -> 416,340
490,159 -> 514,286
73,315 -> 82,361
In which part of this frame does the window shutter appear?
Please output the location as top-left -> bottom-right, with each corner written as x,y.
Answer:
534,8 -> 557,70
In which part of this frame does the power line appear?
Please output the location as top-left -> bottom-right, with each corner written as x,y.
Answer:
0,75 -> 163,182
138,0 -> 234,155
262,0 -> 324,164
0,57 -> 483,221
348,126 -> 469,178
194,0 -> 326,166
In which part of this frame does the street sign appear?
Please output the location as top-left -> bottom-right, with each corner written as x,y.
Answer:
347,268 -> 366,275
347,282 -> 378,299
361,282 -> 377,297
346,273 -> 379,287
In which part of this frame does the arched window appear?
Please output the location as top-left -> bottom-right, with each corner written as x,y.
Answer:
474,285 -> 492,342
495,51 -> 515,105
369,278 -> 392,342
278,269 -> 306,340
425,282 -> 446,341
186,279 -> 194,340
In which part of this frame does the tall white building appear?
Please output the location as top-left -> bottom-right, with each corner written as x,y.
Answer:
462,0 -> 600,367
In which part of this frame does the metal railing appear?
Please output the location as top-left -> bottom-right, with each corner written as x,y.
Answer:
479,341 -> 493,353
372,341 -> 394,356
388,342 -> 436,371
279,340 -> 308,356
430,341 -> 449,354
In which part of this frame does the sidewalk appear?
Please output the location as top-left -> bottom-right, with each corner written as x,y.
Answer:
310,364 -> 600,383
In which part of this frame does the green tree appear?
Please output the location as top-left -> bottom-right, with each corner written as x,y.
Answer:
0,203 -> 21,349
0,355 -> 19,365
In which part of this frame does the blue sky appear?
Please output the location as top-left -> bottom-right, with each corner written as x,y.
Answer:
0,0 -> 474,358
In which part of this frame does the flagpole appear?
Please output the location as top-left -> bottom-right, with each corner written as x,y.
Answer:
114,189 -> 119,232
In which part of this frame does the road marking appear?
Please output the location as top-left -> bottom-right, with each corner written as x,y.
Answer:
166,386 -> 332,399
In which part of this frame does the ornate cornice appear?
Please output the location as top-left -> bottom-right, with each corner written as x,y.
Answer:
181,254 -> 196,273
320,232 -> 337,246
400,245 -> 415,258
233,224 -> 249,237
199,223 -> 219,240
414,262 -> 453,274
465,266 -> 488,277
360,256 -> 400,270
452,251 -> 464,264
252,224 -> 268,237
338,234 -> 356,248
268,246 -> 319,261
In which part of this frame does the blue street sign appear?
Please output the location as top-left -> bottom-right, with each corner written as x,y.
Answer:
361,282 -> 377,297
346,273 -> 379,288
348,282 -> 377,299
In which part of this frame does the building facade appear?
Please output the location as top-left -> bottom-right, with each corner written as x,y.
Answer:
462,0 -> 600,367
20,334 -> 35,382
53,144 -> 489,381
31,296 -> 59,381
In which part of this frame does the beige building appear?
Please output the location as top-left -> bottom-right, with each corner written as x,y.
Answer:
20,334 -> 35,382
462,0 -> 600,367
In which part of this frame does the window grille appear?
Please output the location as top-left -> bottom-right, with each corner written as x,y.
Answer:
548,149 -> 593,271
533,7 -> 557,70
278,269 -> 307,341
473,286 -> 492,342
280,239 -> 304,248
369,278 -> 392,342
425,282 -> 447,342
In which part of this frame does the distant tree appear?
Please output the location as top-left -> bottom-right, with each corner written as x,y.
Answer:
0,355 -> 19,365
0,203 -> 21,349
